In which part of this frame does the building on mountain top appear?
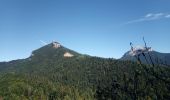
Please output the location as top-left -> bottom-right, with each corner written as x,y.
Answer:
52,41 -> 61,48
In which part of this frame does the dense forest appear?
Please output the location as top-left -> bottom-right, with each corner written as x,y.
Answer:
0,43 -> 170,100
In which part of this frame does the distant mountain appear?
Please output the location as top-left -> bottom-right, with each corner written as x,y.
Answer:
121,47 -> 170,66
0,42 -> 170,99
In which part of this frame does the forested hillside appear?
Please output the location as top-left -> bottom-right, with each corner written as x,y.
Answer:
0,43 -> 170,100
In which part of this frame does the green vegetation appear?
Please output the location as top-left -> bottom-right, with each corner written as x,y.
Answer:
0,43 -> 170,99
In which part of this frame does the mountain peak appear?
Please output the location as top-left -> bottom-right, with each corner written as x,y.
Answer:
29,41 -> 81,61
129,45 -> 153,56
121,47 -> 170,66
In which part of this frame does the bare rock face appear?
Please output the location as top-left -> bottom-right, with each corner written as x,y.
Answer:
129,45 -> 152,56
52,42 -> 61,48
64,52 -> 74,57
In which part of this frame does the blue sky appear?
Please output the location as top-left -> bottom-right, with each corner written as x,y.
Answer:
0,0 -> 170,61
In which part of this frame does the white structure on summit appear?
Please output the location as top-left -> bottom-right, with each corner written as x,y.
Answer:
64,52 -> 74,57
52,41 -> 61,48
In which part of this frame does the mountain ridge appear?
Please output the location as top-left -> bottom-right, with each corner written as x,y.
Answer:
121,49 -> 170,66
0,42 -> 170,99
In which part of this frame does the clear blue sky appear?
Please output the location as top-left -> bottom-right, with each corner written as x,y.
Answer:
0,0 -> 170,61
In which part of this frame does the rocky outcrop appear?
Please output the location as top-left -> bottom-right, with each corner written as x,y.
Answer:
64,52 -> 74,57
